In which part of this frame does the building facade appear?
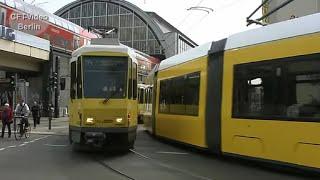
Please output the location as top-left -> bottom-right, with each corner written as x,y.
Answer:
263,0 -> 320,24
55,0 -> 197,59
0,25 -> 50,109
0,0 -> 97,117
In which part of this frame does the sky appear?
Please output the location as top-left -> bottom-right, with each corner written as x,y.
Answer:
27,0 -> 262,45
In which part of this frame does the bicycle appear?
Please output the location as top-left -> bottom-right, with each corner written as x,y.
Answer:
13,116 -> 31,140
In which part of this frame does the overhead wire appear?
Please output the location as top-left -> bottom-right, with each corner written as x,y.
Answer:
165,0 -> 208,54
177,0 -> 206,27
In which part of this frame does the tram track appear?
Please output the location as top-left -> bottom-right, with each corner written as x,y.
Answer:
129,149 -> 213,180
97,158 -> 136,180
94,148 -> 213,180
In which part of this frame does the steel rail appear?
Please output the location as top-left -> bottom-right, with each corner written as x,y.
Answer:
129,149 -> 213,180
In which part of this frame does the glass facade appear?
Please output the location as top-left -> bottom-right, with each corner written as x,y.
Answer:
60,2 -> 162,55
177,35 -> 193,54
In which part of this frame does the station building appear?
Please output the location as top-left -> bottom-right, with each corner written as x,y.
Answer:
0,0 -> 197,117
55,0 -> 198,59
0,0 -> 95,116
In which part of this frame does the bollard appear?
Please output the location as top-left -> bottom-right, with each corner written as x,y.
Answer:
48,104 -> 54,130
48,110 -> 52,130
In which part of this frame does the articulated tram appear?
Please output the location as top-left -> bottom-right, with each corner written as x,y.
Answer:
143,13 -> 320,171
69,39 -> 138,149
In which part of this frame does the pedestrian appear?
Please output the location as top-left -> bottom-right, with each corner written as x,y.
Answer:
38,102 -> 43,125
31,101 -> 40,128
1,103 -> 13,138
14,99 -> 30,128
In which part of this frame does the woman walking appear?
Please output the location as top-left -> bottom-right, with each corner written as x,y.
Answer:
1,103 -> 13,138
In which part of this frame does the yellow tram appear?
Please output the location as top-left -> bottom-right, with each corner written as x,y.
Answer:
144,13 -> 320,171
69,39 -> 138,149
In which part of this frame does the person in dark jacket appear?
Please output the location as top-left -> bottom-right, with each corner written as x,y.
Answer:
1,103 -> 13,138
31,101 -> 40,128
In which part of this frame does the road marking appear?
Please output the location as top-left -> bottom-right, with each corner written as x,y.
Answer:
31,131 -> 56,135
37,135 -> 51,140
52,126 -> 68,129
44,144 -> 69,147
156,151 -> 189,155
0,135 -> 51,152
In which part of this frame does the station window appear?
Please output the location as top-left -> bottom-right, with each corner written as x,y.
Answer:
60,77 -> 66,91
0,8 -> 5,25
159,72 -> 200,116
232,54 -> 320,121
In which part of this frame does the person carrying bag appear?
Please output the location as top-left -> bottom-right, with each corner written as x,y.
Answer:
1,103 -> 13,138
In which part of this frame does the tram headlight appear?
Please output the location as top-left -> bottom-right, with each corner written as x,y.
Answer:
85,117 -> 95,125
115,118 -> 123,124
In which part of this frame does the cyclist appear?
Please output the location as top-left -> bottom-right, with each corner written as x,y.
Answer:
14,99 -> 30,129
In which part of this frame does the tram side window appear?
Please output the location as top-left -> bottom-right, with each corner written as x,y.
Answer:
128,59 -> 132,99
133,63 -> 137,100
138,88 -> 144,104
233,55 -> 320,121
159,72 -> 200,116
77,57 -> 83,99
70,61 -> 76,99
147,87 -> 153,104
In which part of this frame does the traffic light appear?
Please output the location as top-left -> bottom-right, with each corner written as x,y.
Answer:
52,72 -> 58,89
48,72 -> 58,89
9,76 -> 15,90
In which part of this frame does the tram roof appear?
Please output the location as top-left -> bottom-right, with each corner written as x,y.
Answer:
225,12 -> 320,50
71,44 -> 138,64
158,12 -> 320,71
158,42 -> 212,71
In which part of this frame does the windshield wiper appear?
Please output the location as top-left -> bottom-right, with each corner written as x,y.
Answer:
103,90 -> 121,104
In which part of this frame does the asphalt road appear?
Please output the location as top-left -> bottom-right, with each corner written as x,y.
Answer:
0,125 -> 318,180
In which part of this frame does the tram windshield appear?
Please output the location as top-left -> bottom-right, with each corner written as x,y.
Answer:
83,56 -> 128,99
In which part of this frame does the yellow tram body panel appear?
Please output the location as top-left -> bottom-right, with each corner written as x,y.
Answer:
155,56 -> 208,148
69,99 -> 137,128
221,32 -> 320,168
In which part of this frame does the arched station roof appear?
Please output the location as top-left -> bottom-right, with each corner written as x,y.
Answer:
55,0 -> 167,57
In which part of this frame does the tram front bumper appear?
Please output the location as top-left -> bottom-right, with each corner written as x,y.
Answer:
69,126 -> 137,144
